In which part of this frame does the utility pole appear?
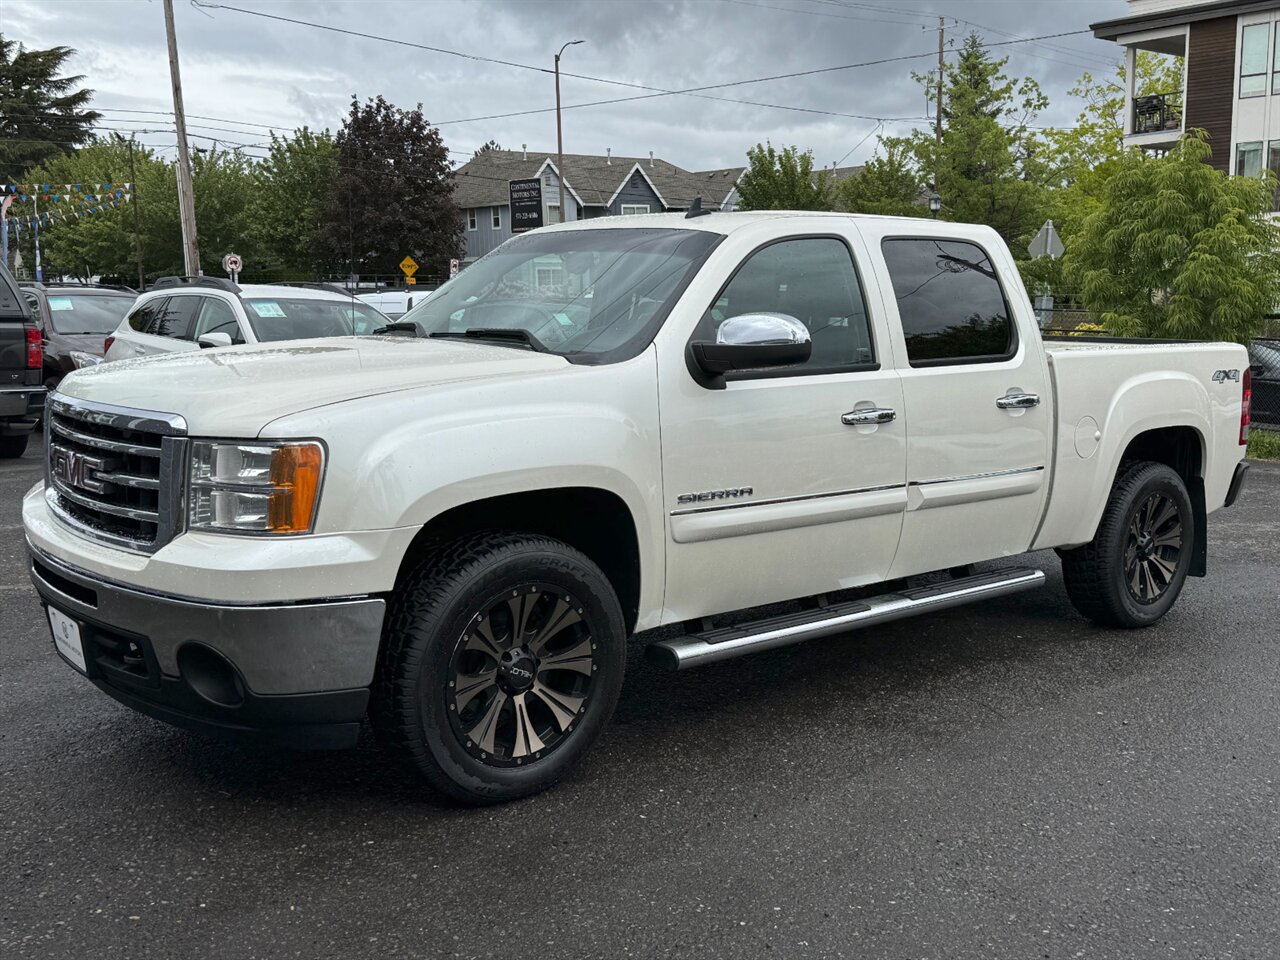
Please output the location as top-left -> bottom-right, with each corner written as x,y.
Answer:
554,40 -> 584,225
163,0 -> 201,276
935,15 -> 945,145
127,137 -> 145,289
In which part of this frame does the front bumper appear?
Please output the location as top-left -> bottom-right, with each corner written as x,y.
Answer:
29,547 -> 386,749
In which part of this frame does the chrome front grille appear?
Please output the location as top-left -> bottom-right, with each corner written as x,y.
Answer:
45,395 -> 188,553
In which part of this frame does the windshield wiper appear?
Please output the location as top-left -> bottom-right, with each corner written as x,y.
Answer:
428,328 -> 551,353
371,320 -> 425,337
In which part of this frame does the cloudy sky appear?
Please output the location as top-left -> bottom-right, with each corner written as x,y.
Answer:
4,0 -> 1131,172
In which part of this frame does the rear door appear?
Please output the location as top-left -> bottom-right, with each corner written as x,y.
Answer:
122,294 -> 203,356
863,227 -> 1051,578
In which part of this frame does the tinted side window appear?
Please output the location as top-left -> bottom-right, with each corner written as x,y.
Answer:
697,238 -> 874,372
881,238 -> 1014,365
194,298 -> 244,343
152,295 -> 200,339
128,297 -> 168,332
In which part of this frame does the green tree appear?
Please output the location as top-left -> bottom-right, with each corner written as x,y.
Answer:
735,142 -> 834,211
0,35 -> 101,175
1046,52 -> 1185,183
246,127 -> 336,279
907,34 -> 1051,248
836,139 -> 924,216
1069,132 -> 1280,343
316,95 -> 461,279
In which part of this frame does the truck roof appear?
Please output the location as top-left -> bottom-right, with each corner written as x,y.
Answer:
538,210 -> 949,237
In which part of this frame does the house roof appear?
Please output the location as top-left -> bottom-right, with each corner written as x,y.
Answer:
452,149 -> 746,210
1091,0 -> 1272,40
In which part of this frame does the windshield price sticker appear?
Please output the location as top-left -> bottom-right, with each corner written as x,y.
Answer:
48,297 -> 75,311
250,301 -> 287,318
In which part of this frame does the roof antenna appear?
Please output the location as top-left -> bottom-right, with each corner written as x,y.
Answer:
685,196 -> 711,219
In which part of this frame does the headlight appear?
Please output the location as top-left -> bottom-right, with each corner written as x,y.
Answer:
188,440 -> 325,534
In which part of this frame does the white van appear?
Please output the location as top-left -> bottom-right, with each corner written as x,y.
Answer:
356,289 -> 430,320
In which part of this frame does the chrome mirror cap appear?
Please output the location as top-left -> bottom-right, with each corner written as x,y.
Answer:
716,312 -> 810,346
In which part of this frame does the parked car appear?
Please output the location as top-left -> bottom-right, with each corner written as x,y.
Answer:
0,262 -> 43,457
103,278 -> 390,361
25,213 -> 1251,803
356,289 -> 431,320
21,283 -> 138,390
1248,338 -> 1280,428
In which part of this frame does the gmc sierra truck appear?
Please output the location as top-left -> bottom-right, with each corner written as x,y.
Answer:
23,212 -> 1252,804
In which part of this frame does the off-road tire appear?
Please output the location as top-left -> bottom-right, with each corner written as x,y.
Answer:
371,532 -> 626,804
1059,461 -> 1194,628
0,434 -> 29,459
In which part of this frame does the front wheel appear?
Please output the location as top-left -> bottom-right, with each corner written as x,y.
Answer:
1059,461 -> 1194,628
371,532 -> 626,804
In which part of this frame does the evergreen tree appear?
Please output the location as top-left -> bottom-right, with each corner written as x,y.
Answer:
0,35 -> 101,175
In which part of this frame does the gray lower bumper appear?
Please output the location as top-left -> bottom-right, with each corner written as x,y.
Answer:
29,547 -> 386,696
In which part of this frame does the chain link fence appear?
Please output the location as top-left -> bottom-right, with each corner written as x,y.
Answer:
1251,338 -> 1280,432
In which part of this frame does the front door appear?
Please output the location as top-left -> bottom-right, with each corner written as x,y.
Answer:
657,226 -> 907,623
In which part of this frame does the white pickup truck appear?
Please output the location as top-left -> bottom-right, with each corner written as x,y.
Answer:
24,212 -> 1252,804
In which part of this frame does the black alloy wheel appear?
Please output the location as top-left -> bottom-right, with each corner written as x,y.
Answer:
446,583 -> 597,767
1122,492 -> 1184,605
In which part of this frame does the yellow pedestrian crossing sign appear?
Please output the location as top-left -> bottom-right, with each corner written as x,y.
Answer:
399,256 -> 418,277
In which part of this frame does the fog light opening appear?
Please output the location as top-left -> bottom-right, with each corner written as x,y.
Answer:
176,643 -> 246,708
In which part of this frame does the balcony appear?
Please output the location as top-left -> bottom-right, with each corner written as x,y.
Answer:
1133,92 -> 1182,136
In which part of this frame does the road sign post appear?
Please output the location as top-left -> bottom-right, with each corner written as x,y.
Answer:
1027,220 -> 1064,260
399,255 -> 419,288
449,258 -> 460,279
221,252 -> 242,284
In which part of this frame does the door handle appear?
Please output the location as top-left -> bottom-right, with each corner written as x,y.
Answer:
842,407 -> 896,426
996,393 -> 1040,409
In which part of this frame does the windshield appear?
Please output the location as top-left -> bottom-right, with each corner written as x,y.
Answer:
243,297 -> 388,341
46,294 -> 134,334
400,228 -> 721,361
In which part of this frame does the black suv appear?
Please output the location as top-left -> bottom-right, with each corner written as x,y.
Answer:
0,262 -> 44,458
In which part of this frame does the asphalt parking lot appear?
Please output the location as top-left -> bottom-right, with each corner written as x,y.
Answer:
2,434 -> 1278,960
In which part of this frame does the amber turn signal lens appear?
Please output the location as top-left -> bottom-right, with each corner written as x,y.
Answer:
267,443 -> 324,533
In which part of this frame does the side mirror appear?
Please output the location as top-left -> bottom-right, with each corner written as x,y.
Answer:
690,313 -> 812,384
197,332 -> 234,349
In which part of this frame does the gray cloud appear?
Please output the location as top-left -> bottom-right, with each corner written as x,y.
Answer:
4,0 -> 1128,170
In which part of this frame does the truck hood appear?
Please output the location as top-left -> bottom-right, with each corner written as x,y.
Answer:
57,336 -> 570,435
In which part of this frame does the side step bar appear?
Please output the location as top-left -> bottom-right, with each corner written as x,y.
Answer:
646,566 -> 1045,671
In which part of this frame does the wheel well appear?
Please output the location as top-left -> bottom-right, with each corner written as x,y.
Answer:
396,488 -> 643,632
1118,425 -> 1208,577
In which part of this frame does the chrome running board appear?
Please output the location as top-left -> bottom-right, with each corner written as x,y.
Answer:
646,567 -> 1046,671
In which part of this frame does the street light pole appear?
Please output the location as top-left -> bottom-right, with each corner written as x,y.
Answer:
555,40 -> 583,225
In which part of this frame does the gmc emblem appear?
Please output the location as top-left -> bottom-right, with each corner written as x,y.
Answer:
51,447 -> 110,495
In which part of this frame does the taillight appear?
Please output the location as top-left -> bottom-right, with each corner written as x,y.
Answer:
1240,367 -> 1252,445
25,326 -> 41,369
103,335 -> 115,355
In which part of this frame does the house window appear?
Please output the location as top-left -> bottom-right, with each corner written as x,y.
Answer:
544,174 -> 554,188
467,209 -> 477,230
1241,23 -> 1269,97
492,207 -> 501,229
620,204 -> 650,215
1237,140 -> 1264,177
1273,27 -> 1280,94
547,204 -> 562,224
535,266 -> 564,289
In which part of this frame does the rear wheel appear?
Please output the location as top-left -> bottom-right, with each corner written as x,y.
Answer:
1059,461 -> 1193,628
372,532 -> 625,804
0,434 -> 29,459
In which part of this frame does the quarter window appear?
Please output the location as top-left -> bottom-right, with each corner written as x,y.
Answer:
1242,23 -> 1269,97
881,238 -> 1014,366
695,237 -> 875,373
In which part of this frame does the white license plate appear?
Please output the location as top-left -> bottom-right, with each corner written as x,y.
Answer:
48,606 -> 87,674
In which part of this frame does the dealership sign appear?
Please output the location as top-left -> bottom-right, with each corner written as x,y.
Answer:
508,178 -> 543,233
